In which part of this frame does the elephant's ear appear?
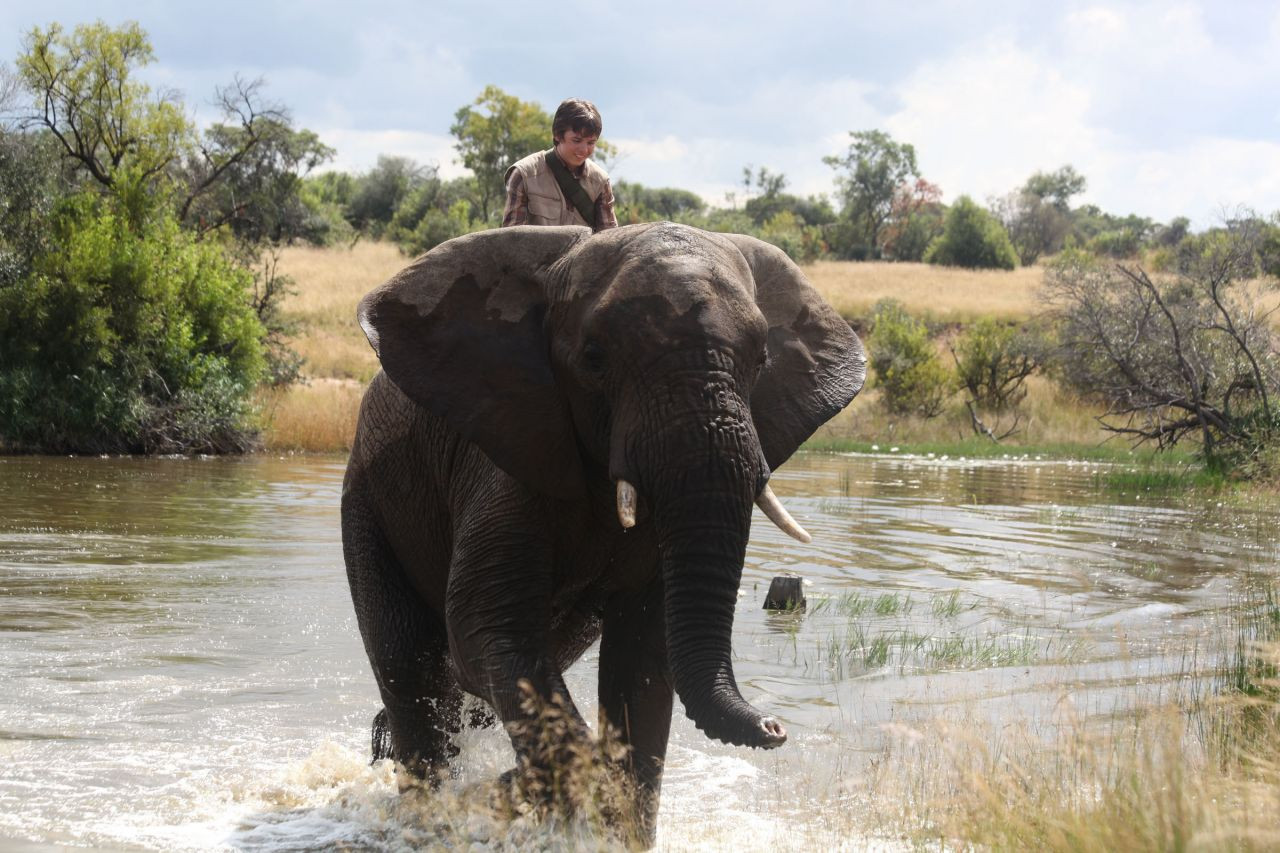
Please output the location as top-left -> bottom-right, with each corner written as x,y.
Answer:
723,235 -> 867,470
358,226 -> 591,499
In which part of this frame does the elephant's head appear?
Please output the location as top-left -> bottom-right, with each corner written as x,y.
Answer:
358,222 -> 865,748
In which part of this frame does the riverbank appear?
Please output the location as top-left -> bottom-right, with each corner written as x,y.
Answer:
263,242 -> 1122,461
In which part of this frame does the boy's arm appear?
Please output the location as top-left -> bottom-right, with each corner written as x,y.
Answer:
595,178 -> 618,231
501,172 -> 529,227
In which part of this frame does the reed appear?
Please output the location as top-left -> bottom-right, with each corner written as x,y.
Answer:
858,584 -> 1280,850
257,379 -> 364,453
276,241 -> 403,382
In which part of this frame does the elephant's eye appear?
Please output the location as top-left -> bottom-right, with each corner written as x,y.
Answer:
754,348 -> 768,378
581,342 -> 607,375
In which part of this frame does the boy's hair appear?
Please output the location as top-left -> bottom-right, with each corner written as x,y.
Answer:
552,98 -> 602,141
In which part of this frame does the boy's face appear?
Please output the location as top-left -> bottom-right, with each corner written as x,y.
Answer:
554,129 -> 598,170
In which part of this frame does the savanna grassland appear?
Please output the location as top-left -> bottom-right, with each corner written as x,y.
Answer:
263,241 -> 1117,456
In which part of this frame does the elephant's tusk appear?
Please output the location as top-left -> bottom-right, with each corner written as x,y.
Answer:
756,484 -> 812,544
616,479 -> 637,529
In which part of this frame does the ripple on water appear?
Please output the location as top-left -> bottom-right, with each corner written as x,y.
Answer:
1,453 -> 1279,850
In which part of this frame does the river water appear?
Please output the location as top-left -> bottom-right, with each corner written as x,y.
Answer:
1,452 -> 1276,851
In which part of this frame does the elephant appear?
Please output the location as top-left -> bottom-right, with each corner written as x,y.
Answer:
341,221 -> 865,843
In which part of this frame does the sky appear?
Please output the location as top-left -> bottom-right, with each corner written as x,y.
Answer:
3,0 -> 1279,227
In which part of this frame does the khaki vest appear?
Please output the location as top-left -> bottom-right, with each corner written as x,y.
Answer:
505,148 -> 608,227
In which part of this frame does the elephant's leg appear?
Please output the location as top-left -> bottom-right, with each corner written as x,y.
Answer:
598,581 -> 674,845
342,499 -> 461,783
445,495 -> 587,760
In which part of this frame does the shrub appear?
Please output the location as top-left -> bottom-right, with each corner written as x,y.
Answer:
951,317 -> 1044,412
0,194 -> 267,453
885,209 -> 944,262
925,196 -> 1018,270
0,130 -> 64,286
398,199 -> 480,256
1088,228 -> 1142,258
869,299 -> 951,418
758,210 -> 827,264
1044,222 -> 1280,472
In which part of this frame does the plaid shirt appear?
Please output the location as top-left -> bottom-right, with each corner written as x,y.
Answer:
501,167 -> 618,231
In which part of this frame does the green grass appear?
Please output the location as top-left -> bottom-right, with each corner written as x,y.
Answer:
815,626 -> 1089,679
811,591 -> 915,618
931,590 -> 972,619
1097,463 -> 1230,494
802,434 -> 1191,464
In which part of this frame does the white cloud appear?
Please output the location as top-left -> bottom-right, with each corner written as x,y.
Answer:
1096,137 -> 1280,225
1063,2 -> 1212,68
610,135 -> 689,165
316,128 -> 464,177
1063,6 -> 1126,47
883,38 -> 1099,204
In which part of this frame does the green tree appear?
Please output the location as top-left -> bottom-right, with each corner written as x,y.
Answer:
177,77 -> 334,244
738,166 -> 835,229
0,129 -> 63,286
991,166 -> 1087,265
17,22 -> 328,245
0,194 -> 267,452
1023,165 -> 1087,211
450,86 -> 554,223
1,20 -> 319,451
388,172 -> 481,254
823,130 -> 920,258
346,155 -> 434,235
613,180 -> 706,223
925,196 -> 1018,270
15,21 -> 190,211
882,178 -> 944,261
1069,205 -> 1155,250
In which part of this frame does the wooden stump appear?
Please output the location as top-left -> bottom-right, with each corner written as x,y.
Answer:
763,575 -> 806,611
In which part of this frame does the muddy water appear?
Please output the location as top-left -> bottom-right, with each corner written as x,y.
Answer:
0,452 -> 1276,850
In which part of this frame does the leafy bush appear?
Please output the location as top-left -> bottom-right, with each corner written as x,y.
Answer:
0,194 -> 266,452
925,196 -> 1018,270
951,317 -> 1043,411
882,178 -> 944,262
346,155 -> 433,236
885,208 -> 944,261
757,211 -> 827,264
869,299 -> 951,417
1088,228 -> 1142,258
398,199 -> 481,256
0,130 -> 64,287
613,181 -> 706,223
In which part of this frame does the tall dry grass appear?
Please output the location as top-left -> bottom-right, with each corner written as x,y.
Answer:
257,379 -> 364,453
266,243 -> 1110,454
802,259 -> 1047,324
858,588 -> 1280,850
278,240 -> 405,382
260,242 -> 405,449
813,375 -> 1113,450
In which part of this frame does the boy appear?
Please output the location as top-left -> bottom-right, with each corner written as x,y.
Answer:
501,98 -> 617,231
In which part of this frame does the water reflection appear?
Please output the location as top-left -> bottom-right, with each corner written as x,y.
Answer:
0,451 -> 1277,850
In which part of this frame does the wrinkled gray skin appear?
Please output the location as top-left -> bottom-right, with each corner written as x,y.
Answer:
342,222 -> 864,843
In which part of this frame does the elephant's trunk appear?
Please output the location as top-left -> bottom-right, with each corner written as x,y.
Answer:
634,392 -> 787,750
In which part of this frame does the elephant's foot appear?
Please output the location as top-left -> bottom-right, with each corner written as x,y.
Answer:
493,687 -> 645,844
371,707 -> 394,763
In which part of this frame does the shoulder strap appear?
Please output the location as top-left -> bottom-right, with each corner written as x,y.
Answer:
544,151 -> 598,229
